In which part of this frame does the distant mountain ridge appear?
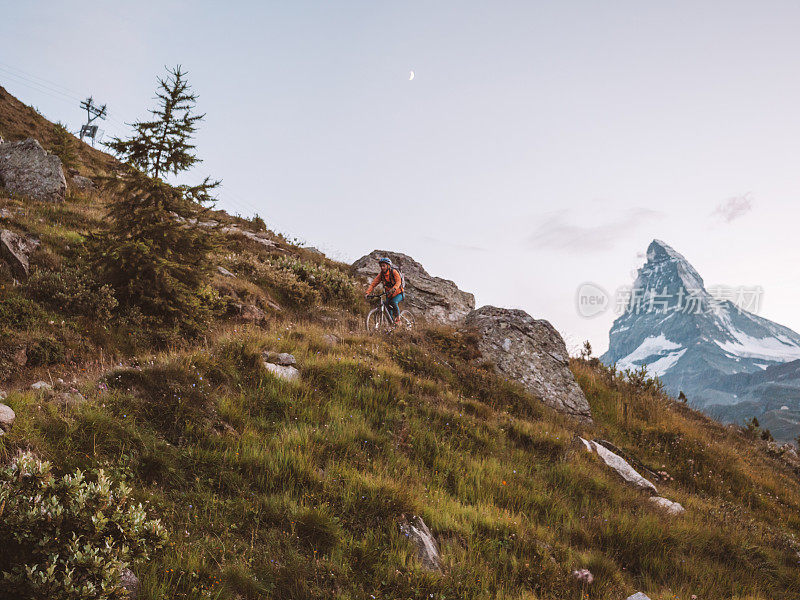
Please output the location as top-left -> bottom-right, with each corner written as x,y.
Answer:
601,240 -> 800,440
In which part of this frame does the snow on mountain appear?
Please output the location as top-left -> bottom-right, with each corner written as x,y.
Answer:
601,240 -> 800,408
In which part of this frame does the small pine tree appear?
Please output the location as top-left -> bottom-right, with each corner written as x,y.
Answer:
580,340 -> 592,360
94,66 -> 220,335
50,122 -> 77,171
678,391 -> 687,403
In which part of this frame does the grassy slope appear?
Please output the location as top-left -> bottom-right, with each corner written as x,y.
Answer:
2,91 -> 800,600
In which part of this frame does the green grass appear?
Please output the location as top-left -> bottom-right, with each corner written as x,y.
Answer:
2,322 -> 800,599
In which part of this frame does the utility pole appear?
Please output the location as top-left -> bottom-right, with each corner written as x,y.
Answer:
79,96 -> 107,146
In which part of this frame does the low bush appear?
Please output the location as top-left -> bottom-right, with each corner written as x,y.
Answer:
0,451 -> 167,600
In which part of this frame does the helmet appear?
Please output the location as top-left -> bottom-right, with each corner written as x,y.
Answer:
378,257 -> 391,266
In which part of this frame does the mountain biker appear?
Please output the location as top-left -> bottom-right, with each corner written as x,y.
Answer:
365,257 -> 404,325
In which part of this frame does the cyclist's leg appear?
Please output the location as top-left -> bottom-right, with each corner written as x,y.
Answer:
388,293 -> 403,322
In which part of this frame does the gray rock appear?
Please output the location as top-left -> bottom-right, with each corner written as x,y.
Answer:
0,138 -> 66,202
217,266 -> 235,277
626,594 -> 652,600
649,496 -> 685,516
0,390 -> 6,400
120,568 -> 139,599
399,514 -> 441,571
463,306 -> 592,422
589,440 -> 657,494
263,352 -> 296,366
0,208 -> 13,219
353,250 -> 475,325
71,175 -> 95,191
323,333 -> 340,346
0,229 -> 40,279
0,403 -> 15,435
221,226 -> 276,248
31,380 -> 52,391
53,391 -> 86,408
264,362 -> 300,382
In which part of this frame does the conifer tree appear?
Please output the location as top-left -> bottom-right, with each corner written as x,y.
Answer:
94,66 -> 220,335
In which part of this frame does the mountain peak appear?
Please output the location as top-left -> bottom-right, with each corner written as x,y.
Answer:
647,239 -> 686,263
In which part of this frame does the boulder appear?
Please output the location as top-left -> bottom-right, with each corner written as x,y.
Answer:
352,250 -> 475,325
31,380 -> 52,391
626,594 -> 652,600
120,568 -> 139,599
649,496 -> 685,516
398,514 -> 441,571
0,138 -> 66,202
463,306 -> 592,422
588,440 -> 657,494
0,229 -> 40,279
264,362 -> 300,382
0,403 -> 15,435
237,303 -> 266,323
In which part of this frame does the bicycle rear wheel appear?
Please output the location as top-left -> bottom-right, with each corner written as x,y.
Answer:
366,308 -> 384,333
397,310 -> 415,331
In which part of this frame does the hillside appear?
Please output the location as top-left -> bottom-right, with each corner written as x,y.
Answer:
2,89 -> 800,600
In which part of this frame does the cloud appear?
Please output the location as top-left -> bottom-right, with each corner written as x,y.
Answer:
421,236 -> 488,252
528,208 -> 661,253
711,195 -> 753,224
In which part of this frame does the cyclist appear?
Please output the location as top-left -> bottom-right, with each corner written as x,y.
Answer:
365,257 -> 404,325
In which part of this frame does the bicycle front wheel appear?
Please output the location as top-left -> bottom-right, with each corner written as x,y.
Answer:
366,308 -> 384,333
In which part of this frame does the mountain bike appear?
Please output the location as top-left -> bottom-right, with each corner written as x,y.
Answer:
366,293 -> 415,333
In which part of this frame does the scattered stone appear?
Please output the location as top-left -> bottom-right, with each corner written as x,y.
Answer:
571,569 -> 594,585
626,594 -> 652,600
53,391 -> 86,408
120,568 -> 139,599
264,362 -> 300,382
264,352 -> 297,366
221,226 -> 277,248
577,436 -> 593,452
71,175 -> 95,191
589,440 -> 657,494
353,250 -> 475,325
217,266 -> 235,277
398,514 -> 441,571
0,208 -> 13,219
0,390 -> 6,400
0,403 -> 15,435
323,333 -> 340,346
267,300 -> 282,312
31,381 -> 52,391
305,246 -> 324,255
463,306 -> 592,422
0,138 -> 66,202
0,229 -> 40,279
648,496 -> 685,516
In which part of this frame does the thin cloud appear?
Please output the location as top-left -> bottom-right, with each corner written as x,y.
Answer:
712,195 -> 753,224
528,208 -> 661,253
421,236 -> 488,252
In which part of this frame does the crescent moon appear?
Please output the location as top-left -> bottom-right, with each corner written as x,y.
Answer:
409,70 -> 415,81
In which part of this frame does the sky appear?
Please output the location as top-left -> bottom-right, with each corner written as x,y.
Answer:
3,1 -> 800,353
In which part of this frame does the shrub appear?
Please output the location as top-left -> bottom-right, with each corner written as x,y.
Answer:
268,256 -> 360,308
0,451 -> 167,600
26,264 -> 118,323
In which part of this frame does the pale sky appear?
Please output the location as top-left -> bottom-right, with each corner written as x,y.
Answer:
3,1 -> 799,353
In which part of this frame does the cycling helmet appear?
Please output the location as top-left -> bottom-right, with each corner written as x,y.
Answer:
378,257 -> 391,265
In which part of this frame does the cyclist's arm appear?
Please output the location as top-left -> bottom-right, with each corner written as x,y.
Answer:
366,273 -> 382,295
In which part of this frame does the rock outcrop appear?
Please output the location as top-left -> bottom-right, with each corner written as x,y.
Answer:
0,229 -> 40,279
352,250 -> 475,325
398,514 -> 441,571
0,138 -> 66,202
579,437 -> 657,493
464,306 -> 592,422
